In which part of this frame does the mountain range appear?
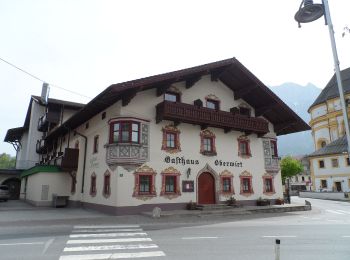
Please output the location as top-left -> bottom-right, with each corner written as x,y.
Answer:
269,82 -> 322,156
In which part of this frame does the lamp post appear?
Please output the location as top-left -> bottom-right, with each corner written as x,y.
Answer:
295,0 -> 350,155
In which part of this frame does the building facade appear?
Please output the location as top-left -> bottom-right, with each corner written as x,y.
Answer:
308,68 -> 350,192
5,58 -> 309,214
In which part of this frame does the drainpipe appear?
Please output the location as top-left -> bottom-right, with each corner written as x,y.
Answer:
74,131 -> 88,193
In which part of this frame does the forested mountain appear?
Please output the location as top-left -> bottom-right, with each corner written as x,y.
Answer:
270,82 -> 322,156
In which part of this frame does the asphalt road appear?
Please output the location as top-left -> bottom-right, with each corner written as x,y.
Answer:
0,197 -> 350,259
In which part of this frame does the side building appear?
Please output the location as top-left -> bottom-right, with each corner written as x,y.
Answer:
308,67 -> 350,192
5,58 -> 309,214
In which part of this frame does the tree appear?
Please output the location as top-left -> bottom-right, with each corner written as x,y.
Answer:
280,156 -> 303,184
0,153 -> 16,169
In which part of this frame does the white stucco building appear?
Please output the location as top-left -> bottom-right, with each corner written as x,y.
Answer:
5,58 -> 309,214
308,67 -> 350,192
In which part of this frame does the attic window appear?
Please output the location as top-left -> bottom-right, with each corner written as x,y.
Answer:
102,112 -> 106,120
85,122 -> 89,129
239,107 -> 250,117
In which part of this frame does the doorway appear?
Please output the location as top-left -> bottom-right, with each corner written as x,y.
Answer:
335,181 -> 342,192
198,172 -> 215,204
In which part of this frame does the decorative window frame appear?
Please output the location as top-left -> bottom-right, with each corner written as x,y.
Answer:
270,139 -> 278,158
240,171 -> 253,196
90,172 -> 97,197
200,129 -> 217,156
219,170 -> 234,197
161,125 -> 181,153
132,165 -> 157,200
109,120 -> 141,144
205,94 -> 220,110
103,170 -> 111,198
160,167 -> 181,199
237,135 -> 251,158
164,86 -> 182,102
262,173 -> 275,195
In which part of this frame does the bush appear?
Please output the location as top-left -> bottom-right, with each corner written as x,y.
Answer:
226,196 -> 236,206
186,201 -> 197,210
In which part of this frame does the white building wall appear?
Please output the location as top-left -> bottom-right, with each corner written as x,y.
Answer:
311,105 -> 327,120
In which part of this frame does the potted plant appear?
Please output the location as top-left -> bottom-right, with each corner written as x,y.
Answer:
256,197 -> 270,206
275,198 -> 285,205
186,200 -> 197,210
226,196 -> 236,206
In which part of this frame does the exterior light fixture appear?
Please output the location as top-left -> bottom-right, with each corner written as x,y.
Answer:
294,0 -> 350,155
186,168 -> 191,179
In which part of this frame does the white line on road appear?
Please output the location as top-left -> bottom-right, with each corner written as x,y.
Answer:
64,244 -> 158,252
326,210 -> 345,215
59,251 -> 165,260
262,236 -> 297,238
72,228 -> 143,233
342,236 -> 350,238
67,238 -> 152,244
336,210 -> 350,215
70,233 -> 147,238
0,242 -> 45,246
42,238 -> 55,255
181,237 -> 218,240
74,225 -> 140,229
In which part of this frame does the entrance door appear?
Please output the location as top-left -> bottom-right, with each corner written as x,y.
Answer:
335,182 -> 342,192
198,172 -> 215,204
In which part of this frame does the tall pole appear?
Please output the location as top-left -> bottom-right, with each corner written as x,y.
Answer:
323,0 -> 350,154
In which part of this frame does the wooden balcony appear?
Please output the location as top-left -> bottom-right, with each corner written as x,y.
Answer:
156,101 -> 269,135
55,148 -> 79,171
37,111 -> 61,132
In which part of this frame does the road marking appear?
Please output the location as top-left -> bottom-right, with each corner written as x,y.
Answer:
64,244 -> 158,252
67,238 -> 152,244
336,210 -> 350,215
42,238 -> 55,255
182,237 -> 218,240
0,242 -> 45,246
74,225 -> 140,229
326,210 -> 345,215
70,232 -> 147,238
342,236 -> 350,238
72,228 -> 143,233
59,251 -> 165,260
262,236 -> 297,238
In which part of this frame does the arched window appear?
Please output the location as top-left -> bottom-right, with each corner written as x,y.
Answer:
161,125 -> 181,153
103,171 -> 111,198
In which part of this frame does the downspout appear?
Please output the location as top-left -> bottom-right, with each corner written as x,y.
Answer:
74,131 -> 88,193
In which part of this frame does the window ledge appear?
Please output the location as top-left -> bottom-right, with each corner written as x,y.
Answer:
201,151 -> 217,156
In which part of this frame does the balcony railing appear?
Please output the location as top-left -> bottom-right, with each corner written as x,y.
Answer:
36,139 -> 47,154
156,101 -> 269,135
55,148 -> 79,171
37,111 -> 61,132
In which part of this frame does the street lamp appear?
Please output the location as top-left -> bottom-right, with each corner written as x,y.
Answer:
295,0 -> 350,155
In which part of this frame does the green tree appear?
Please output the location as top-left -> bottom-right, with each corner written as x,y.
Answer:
280,156 -> 303,184
0,153 -> 16,169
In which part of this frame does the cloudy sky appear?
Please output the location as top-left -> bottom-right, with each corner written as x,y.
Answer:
1,0 -> 349,155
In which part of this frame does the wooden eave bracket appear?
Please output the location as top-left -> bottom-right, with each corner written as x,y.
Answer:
186,76 -> 201,89
234,84 -> 257,100
156,84 -> 171,97
121,89 -> 138,106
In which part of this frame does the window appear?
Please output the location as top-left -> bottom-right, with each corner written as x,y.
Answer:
238,136 -> 251,157
319,160 -> 325,168
270,140 -> 278,157
206,99 -> 220,110
110,121 -> 140,144
220,171 -> 234,195
90,173 -> 97,197
133,165 -> 156,198
101,112 -> 106,120
302,176 -> 305,182
85,122 -> 89,129
321,179 -> 327,188
164,92 -> 180,102
200,129 -> 216,156
103,171 -> 111,198
93,135 -> 99,154
321,141 -> 327,148
162,125 -> 181,153
239,107 -> 251,117
223,178 -> 231,192
331,158 -> 339,168
262,174 -> 275,194
160,167 -> 181,198
346,157 -> 350,166
240,172 -> 253,195
264,178 -> 273,192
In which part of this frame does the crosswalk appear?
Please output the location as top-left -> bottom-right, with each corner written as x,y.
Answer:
59,225 -> 165,260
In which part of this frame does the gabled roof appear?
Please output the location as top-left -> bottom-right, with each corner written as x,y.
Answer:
308,135 -> 347,158
46,57 -> 310,141
4,96 -> 85,143
309,67 -> 350,111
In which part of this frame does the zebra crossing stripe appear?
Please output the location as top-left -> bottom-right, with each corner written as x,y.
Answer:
59,251 -> 165,260
70,233 -> 147,238
326,210 -> 346,215
74,225 -> 140,229
72,228 -> 143,233
67,238 -> 152,244
64,244 -> 158,252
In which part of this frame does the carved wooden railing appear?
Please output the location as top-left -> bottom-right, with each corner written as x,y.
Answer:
156,101 -> 269,135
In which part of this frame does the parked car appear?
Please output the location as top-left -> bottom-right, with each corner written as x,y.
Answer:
0,185 -> 10,202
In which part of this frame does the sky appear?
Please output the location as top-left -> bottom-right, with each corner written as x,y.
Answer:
0,0 -> 349,156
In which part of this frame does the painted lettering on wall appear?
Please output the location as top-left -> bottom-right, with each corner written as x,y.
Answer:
90,157 -> 99,169
164,156 -> 199,165
214,160 -> 243,167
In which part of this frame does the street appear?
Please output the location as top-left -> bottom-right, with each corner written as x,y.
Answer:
0,197 -> 350,259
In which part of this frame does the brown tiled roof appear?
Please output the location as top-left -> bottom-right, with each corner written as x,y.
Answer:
46,57 -> 310,141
